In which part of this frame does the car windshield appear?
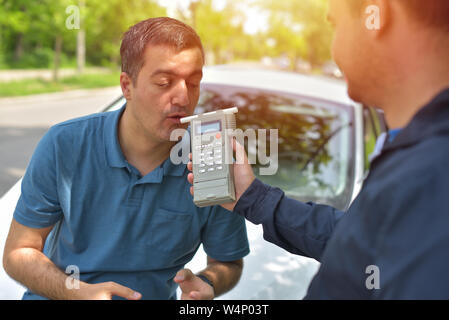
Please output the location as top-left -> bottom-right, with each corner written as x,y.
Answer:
196,83 -> 355,210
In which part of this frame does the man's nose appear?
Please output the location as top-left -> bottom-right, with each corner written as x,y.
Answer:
171,80 -> 190,107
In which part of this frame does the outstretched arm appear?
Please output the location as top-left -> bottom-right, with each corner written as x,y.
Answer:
187,139 -> 343,261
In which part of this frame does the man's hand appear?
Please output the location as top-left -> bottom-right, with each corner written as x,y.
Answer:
187,138 -> 255,211
174,269 -> 214,300
3,219 -> 142,300
73,281 -> 142,300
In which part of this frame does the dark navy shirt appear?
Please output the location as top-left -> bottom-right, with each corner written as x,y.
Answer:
14,105 -> 249,300
235,88 -> 449,299
388,128 -> 402,142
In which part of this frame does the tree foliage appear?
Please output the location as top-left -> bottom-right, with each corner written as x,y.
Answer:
0,0 -> 165,69
0,0 -> 333,73
257,0 -> 333,68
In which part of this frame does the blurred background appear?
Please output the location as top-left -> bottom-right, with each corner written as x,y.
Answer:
0,0 -> 341,97
0,0 -> 342,197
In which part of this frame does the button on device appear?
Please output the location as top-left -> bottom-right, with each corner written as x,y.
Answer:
199,169 -> 206,173
208,168 -> 215,172
216,133 -> 221,139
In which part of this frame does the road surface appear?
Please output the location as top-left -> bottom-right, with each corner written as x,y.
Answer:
0,86 -> 122,197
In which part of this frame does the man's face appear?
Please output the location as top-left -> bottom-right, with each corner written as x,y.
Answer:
124,45 -> 204,142
328,0 -> 379,105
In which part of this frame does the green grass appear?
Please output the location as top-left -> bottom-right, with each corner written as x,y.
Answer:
0,71 -> 121,97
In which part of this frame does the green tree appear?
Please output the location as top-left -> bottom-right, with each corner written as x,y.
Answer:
0,0 -> 165,72
83,0 -> 166,67
257,0 -> 333,69
0,0 -> 75,74
178,0 -> 256,65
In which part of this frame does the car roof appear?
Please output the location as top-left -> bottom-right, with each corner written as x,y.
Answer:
202,66 -> 355,106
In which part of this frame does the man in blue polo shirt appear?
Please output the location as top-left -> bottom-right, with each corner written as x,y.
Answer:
3,17 -> 249,300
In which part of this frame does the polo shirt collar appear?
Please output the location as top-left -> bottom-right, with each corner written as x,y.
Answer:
104,103 -> 128,169
104,103 -> 187,180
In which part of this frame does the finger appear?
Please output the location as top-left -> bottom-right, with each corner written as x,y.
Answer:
187,161 -> 193,172
190,186 -> 194,196
189,153 -> 192,161
174,268 -> 195,283
233,138 -> 248,165
189,291 -> 201,300
108,282 -> 142,300
187,172 -> 194,184
181,292 -> 195,300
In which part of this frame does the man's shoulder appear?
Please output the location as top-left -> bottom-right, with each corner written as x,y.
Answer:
47,110 -> 117,141
51,111 -> 110,133
42,110 -> 118,156
402,132 -> 449,170
365,132 -> 449,201
379,131 -> 449,171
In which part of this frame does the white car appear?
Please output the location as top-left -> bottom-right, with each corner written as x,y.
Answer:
0,67 -> 386,300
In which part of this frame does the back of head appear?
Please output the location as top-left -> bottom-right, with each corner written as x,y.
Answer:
399,0 -> 449,31
336,0 -> 449,127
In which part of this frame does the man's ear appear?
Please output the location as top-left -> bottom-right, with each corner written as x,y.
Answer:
120,72 -> 134,100
363,0 -> 391,38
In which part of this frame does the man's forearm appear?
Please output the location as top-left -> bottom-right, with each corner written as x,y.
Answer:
4,247 -> 81,300
198,259 -> 243,297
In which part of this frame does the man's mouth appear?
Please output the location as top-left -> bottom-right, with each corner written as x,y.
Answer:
166,113 -> 188,124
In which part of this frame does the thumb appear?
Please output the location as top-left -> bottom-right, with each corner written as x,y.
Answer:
108,282 -> 142,300
174,268 -> 195,283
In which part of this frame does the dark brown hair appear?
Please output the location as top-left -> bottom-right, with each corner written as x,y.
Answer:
120,17 -> 205,84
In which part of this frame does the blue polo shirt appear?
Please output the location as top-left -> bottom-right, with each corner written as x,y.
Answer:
14,105 -> 249,300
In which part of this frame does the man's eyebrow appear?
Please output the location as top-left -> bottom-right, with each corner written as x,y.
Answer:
151,69 -> 203,78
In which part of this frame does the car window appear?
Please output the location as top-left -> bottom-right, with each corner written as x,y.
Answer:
103,95 -> 126,112
197,84 -> 355,210
363,106 -> 387,171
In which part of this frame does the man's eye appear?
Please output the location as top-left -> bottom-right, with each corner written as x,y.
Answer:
156,82 -> 170,88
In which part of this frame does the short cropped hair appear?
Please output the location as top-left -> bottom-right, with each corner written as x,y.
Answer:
120,17 -> 205,84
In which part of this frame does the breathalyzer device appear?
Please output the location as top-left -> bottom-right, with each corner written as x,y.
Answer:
180,107 -> 238,207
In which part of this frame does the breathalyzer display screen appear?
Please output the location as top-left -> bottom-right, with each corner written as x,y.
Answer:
197,120 -> 222,135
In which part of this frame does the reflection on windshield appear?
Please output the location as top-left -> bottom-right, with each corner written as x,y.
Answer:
198,84 -> 354,210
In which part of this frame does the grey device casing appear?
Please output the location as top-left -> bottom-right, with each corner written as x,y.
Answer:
182,108 -> 237,207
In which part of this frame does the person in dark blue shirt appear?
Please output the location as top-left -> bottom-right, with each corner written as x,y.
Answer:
186,0 -> 449,299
